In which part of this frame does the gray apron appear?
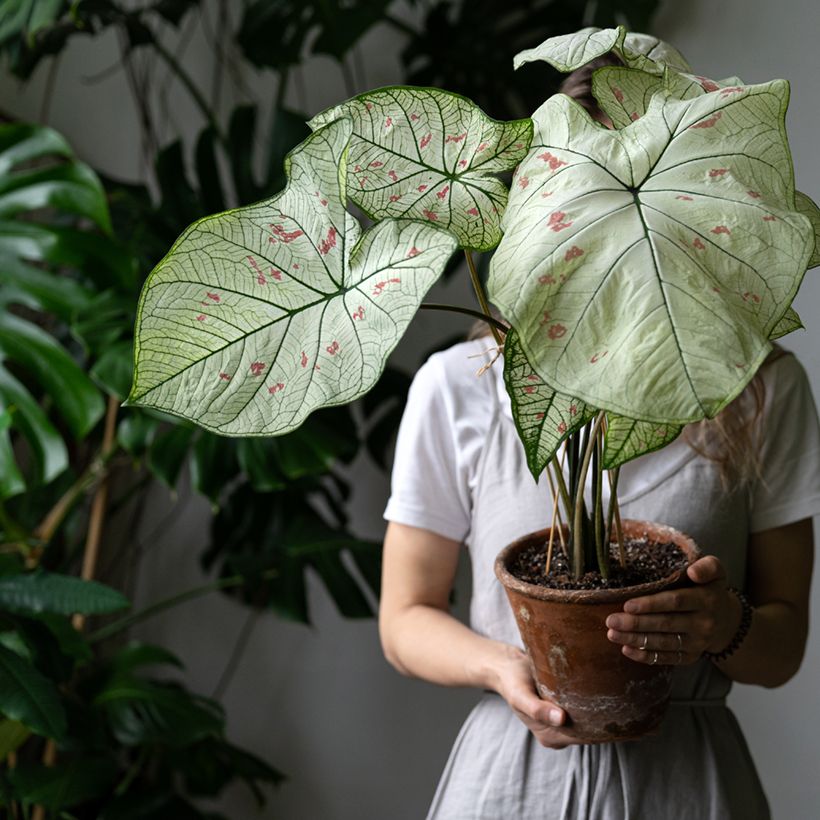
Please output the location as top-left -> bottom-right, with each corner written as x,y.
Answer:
427,370 -> 769,820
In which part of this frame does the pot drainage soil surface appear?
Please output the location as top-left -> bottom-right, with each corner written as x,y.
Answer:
509,537 -> 688,590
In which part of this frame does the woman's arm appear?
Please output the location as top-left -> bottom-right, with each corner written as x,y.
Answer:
380,521 -> 579,748
605,518 -> 814,687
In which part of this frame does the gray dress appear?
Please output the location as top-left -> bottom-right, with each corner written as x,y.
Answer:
384,341 -> 820,820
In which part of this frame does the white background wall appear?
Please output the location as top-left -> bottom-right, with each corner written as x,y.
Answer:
2,1 -> 820,817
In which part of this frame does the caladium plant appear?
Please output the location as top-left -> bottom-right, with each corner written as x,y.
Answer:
129,25 -> 820,579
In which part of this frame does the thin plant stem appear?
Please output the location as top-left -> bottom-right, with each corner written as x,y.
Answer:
419,302 -> 507,332
38,53 -> 61,124
340,58 -> 356,96
593,424 -> 607,579
543,461 -> 566,553
211,610 -> 258,699
88,569 -> 279,643
572,412 -> 606,578
607,468 -> 625,567
546,485 -> 560,575
464,250 -> 504,347
149,25 -> 224,142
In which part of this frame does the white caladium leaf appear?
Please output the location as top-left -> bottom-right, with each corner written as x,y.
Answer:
590,66 -> 663,129
795,190 -> 820,268
514,27 -> 625,73
489,84 -> 814,424
503,329 -> 593,478
769,307 -> 803,340
514,26 -> 690,77
602,414 -> 682,470
129,118 -> 458,435
308,87 -> 532,251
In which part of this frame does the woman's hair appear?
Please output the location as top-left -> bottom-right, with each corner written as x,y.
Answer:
474,55 -> 768,484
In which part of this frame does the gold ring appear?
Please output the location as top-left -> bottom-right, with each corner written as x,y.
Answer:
641,634 -> 649,650
676,633 -> 683,650
652,651 -> 659,665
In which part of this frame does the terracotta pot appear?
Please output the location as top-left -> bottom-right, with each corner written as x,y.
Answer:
494,519 -> 701,743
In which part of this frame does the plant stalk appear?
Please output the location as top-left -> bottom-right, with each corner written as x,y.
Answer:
572,412 -> 606,578
419,302 -> 507,332
88,569 -> 279,643
464,251 -> 504,347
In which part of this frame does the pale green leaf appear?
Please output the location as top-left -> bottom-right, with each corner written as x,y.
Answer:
309,87 -> 532,250
129,118 -> 458,435
514,26 -> 690,76
503,329 -> 593,478
590,65 -> 663,129
769,307 -> 803,340
602,414 -> 682,469
488,84 -> 813,424
514,26 -> 625,73
795,190 -> 820,268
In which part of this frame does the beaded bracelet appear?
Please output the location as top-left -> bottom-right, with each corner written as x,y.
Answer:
703,587 -> 754,662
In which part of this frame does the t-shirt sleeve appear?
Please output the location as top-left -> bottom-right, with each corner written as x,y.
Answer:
749,354 -> 820,533
383,353 -> 477,542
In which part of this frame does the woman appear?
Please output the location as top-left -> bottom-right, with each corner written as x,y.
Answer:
379,58 -> 820,820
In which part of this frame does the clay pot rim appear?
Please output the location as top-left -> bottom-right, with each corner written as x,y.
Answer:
494,519 -> 702,605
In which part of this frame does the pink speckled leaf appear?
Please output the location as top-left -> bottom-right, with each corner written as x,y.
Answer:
489,83 -> 814,424
503,329 -> 593,478
309,87 -> 532,251
602,414 -> 682,470
514,26 -> 690,77
128,118 -> 457,435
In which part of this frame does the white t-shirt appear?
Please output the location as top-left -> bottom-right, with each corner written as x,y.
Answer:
384,339 -> 820,541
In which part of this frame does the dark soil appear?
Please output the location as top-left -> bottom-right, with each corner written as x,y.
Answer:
509,537 -> 688,590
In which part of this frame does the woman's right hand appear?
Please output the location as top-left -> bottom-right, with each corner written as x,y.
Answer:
492,646 -> 580,749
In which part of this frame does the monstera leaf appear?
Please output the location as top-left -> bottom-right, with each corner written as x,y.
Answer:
309,87 -> 532,250
489,83 -> 813,425
514,25 -> 690,76
128,118 -> 458,435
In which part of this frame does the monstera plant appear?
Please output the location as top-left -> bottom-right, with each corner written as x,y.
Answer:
129,26 -> 820,583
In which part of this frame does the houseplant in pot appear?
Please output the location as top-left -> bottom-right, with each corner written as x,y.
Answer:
127,25 -> 820,741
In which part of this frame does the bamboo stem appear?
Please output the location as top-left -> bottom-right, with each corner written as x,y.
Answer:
72,396 -> 119,631
34,398 -> 119,820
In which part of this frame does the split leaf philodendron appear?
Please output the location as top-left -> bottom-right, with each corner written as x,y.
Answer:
129,25 -> 820,578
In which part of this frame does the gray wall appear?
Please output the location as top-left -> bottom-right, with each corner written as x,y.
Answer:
2,1 -> 819,817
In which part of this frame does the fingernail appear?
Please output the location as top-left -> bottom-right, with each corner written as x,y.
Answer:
606,615 -> 622,629
549,708 -> 563,726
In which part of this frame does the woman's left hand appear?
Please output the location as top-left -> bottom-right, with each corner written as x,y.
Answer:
605,555 -> 741,665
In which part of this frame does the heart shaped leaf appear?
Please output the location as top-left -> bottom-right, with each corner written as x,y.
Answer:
309,87 -> 532,251
489,84 -> 813,424
602,414 -> 682,470
503,329 -> 593,478
129,118 -> 458,435
795,190 -> 820,268
514,26 -> 690,76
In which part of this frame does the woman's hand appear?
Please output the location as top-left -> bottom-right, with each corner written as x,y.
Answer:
492,646 -> 580,749
604,555 -> 741,665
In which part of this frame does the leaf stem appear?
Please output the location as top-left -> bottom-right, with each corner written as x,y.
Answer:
464,250 -> 504,347
419,302 -> 507,332
88,569 -> 279,643
572,412 -> 606,578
